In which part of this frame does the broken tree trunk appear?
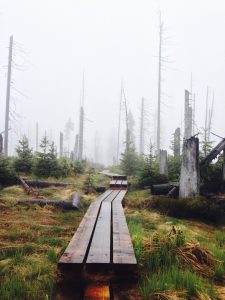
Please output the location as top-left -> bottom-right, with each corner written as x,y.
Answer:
19,177 -> 41,198
200,138 -> 225,168
18,193 -> 80,210
179,137 -> 200,198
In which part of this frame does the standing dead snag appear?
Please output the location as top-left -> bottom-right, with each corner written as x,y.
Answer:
184,90 -> 192,139
4,36 -> 13,157
0,134 -> 3,155
179,137 -> 199,198
173,128 -> 181,158
159,150 -> 168,177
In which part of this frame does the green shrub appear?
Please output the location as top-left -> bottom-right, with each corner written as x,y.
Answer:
0,156 -> 16,184
73,160 -> 85,174
149,196 -> 225,224
120,147 -> 142,176
58,158 -> 71,177
138,155 -> 168,188
168,155 -> 181,182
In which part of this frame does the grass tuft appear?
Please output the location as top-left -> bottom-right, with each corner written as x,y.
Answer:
47,248 -> 58,263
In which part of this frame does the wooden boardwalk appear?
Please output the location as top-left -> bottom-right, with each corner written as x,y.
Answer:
58,184 -> 137,282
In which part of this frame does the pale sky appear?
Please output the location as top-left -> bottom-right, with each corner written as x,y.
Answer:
0,0 -> 225,164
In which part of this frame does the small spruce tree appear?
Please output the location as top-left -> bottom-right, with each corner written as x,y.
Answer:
120,147 -> 140,176
14,136 -> 33,174
34,137 -> 60,178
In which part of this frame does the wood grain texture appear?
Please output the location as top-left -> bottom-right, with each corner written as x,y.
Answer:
86,190 -> 119,264
59,190 -> 112,265
113,191 -> 136,265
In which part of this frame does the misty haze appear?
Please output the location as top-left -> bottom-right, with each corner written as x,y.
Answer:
1,1 -> 225,299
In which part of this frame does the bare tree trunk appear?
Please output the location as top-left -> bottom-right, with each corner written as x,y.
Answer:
4,36 -> 13,157
156,18 -> 162,154
60,132 -> 63,158
140,97 -> 144,155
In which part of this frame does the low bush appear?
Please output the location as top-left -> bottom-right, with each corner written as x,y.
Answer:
149,196 -> 225,224
0,156 -> 17,185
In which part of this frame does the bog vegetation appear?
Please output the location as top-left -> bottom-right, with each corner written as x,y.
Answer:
0,136 -> 225,299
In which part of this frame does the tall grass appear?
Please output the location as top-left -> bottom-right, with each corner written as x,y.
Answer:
140,265 -> 215,298
47,248 -> 58,263
215,231 -> 225,247
127,220 -> 145,264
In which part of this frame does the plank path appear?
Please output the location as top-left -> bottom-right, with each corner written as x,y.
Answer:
58,185 -> 136,279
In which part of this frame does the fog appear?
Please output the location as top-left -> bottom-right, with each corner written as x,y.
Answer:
0,0 -> 225,165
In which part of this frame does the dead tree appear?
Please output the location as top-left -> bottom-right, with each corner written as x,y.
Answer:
139,97 -> 144,155
36,122 -> 39,152
156,17 -> 163,154
60,132 -> 63,158
184,90 -> 192,139
78,106 -> 84,160
122,87 -> 130,151
78,72 -> 85,161
159,150 -> 168,176
74,134 -> 79,160
179,137 -> 199,198
116,81 -> 123,164
173,128 -> 181,157
0,134 -> 3,155
4,36 -> 13,156
202,87 -> 214,156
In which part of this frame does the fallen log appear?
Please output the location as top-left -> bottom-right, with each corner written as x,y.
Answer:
18,193 -> 80,210
24,180 -> 74,188
19,177 -> 41,198
167,186 -> 179,197
151,184 -> 173,195
95,186 -> 106,193
72,192 -> 80,208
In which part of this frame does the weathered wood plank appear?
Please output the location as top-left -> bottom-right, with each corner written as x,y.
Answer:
58,190 -> 112,265
110,180 -> 117,186
86,190 -> 119,264
116,180 -> 122,186
113,191 -> 136,266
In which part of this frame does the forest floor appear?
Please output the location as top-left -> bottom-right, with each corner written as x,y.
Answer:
0,176 -> 225,299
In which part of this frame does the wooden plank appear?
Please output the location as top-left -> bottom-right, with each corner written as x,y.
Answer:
58,190 -> 112,265
113,191 -> 136,266
86,190 -> 119,264
116,180 -> 122,186
121,180 -> 128,186
112,190 -> 127,203
110,180 -> 117,186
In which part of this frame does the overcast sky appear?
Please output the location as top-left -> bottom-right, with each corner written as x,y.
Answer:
0,0 -> 225,164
